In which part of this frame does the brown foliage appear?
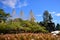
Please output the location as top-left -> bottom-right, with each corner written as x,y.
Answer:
0,33 -> 60,40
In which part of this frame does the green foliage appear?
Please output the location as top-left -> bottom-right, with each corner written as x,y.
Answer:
56,23 -> 60,30
43,10 -> 49,22
43,10 -> 53,26
0,23 -> 7,30
0,9 -> 48,33
0,9 -> 10,23
0,18 -> 48,33
49,14 -> 53,22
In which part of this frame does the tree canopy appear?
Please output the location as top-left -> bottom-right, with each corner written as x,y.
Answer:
0,9 -> 59,33
0,9 -> 10,23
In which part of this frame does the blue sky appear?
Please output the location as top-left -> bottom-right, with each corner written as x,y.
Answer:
0,0 -> 60,24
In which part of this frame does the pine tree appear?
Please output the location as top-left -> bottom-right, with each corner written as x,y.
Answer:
56,23 -> 60,30
20,10 -> 24,19
49,14 -> 53,23
43,10 -> 49,23
12,9 -> 16,16
43,10 -> 50,26
29,10 -> 35,22
0,9 -> 10,23
42,10 -> 55,32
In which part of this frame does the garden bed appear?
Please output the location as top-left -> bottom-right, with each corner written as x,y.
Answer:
0,33 -> 60,40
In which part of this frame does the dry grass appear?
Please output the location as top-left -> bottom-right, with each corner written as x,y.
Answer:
0,33 -> 60,40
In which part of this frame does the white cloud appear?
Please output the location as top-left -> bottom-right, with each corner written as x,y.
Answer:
55,13 -> 60,16
53,20 -> 57,22
36,14 -> 42,17
0,0 -> 28,8
49,12 -> 56,14
17,1 -> 28,8
1,0 -> 17,8
49,12 -> 60,17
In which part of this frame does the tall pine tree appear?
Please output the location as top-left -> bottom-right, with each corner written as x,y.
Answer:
20,10 -> 24,19
29,10 -> 35,22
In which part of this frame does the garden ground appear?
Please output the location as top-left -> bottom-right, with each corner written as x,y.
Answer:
0,33 -> 60,40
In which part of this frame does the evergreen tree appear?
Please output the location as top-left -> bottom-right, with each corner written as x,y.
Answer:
49,14 -> 53,23
43,10 -> 53,26
42,10 -> 55,32
43,10 -> 50,26
56,23 -> 60,30
29,10 -> 35,22
12,9 -> 16,16
0,9 -> 10,23
20,10 -> 24,19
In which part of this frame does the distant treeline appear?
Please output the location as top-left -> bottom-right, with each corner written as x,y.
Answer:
0,9 -> 60,34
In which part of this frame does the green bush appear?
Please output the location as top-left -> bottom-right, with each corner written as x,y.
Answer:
0,18 -> 48,33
